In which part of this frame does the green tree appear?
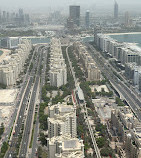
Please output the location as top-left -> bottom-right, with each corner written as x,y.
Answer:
96,137 -> 105,148
1,142 -> 8,154
39,133 -> 47,146
100,147 -> 113,157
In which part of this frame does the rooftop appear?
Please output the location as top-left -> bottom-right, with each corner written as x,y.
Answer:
0,89 -> 18,104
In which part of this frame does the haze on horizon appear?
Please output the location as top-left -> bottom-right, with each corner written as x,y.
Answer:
1,0 -> 141,14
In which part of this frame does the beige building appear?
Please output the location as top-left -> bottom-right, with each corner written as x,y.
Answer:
73,42 -> 101,81
110,106 -> 141,158
0,39 -> 32,86
47,134 -> 84,158
48,102 -> 77,138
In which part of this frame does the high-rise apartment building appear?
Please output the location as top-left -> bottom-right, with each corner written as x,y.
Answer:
49,38 -> 67,87
0,39 -> 32,86
48,102 -> 77,138
69,5 -> 80,27
114,1 -> 118,19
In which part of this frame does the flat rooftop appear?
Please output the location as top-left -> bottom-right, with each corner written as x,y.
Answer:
0,106 -> 14,125
0,89 -> 18,104
90,85 -> 109,93
0,49 -> 11,63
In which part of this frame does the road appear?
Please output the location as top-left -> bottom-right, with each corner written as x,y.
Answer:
86,43 -> 141,121
66,45 -> 101,158
1,48 -> 38,145
5,45 -> 44,158
29,46 -> 49,158
19,45 -> 45,157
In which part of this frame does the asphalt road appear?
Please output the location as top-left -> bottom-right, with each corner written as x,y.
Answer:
19,46 -> 44,157
29,46 -> 48,158
86,43 -> 141,121
5,45 -> 44,158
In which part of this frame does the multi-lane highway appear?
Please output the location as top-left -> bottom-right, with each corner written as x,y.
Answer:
2,48 -> 37,145
29,45 -> 49,158
5,45 -> 46,158
19,45 -> 47,157
19,76 -> 40,157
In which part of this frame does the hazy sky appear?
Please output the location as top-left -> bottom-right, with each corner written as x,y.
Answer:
1,0 -> 141,13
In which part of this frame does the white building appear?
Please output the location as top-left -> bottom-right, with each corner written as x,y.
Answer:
96,33 -> 141,66
134,67 -> 141,86
0,39 -> 32,86
48,102 -> 77,138
47,134 -> 84,158
49,38 -> 67,87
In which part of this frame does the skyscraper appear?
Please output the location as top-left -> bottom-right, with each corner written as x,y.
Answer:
114,1 -> 118,19
85,10 -> 90,28
125,11 -> 130,27
69,5 -> 80,27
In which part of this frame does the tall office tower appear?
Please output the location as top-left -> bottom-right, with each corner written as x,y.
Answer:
25,14 -> 30,25
85,10 -> 90,28
19,8 -> 24,17
69,5 -> 80,27
125,11 -> 130,27
18,8 -> 24,26
6,12 -> 9,22
114,1 -> 118,19
67,18 -> 74,30
0,11 -> 2,23
2,11 -> 6,22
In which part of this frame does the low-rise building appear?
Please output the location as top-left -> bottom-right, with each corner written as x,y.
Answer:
47,134 -> 84,158
0,37 -> 21,49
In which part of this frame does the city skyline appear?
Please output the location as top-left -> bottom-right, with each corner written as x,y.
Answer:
1,0 -> 141,14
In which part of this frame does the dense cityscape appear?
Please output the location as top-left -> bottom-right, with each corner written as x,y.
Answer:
0,0 -> 141,158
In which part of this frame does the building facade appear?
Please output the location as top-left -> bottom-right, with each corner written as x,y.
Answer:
73,42 -> 101,81
85,10 -> 90,28
114,1 -> 119,19
110,107 -> 141,158
0,39 -> 32,86
47,135 -> 84,158
69,5 -> 80,27
48,102 -> 77,138
49,38 -> 67,87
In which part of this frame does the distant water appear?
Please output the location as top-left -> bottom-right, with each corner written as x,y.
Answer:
23,37 -> 51,44
82,36 -> 94,42
0,50 -> 3,56
109,33 -> 141,47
